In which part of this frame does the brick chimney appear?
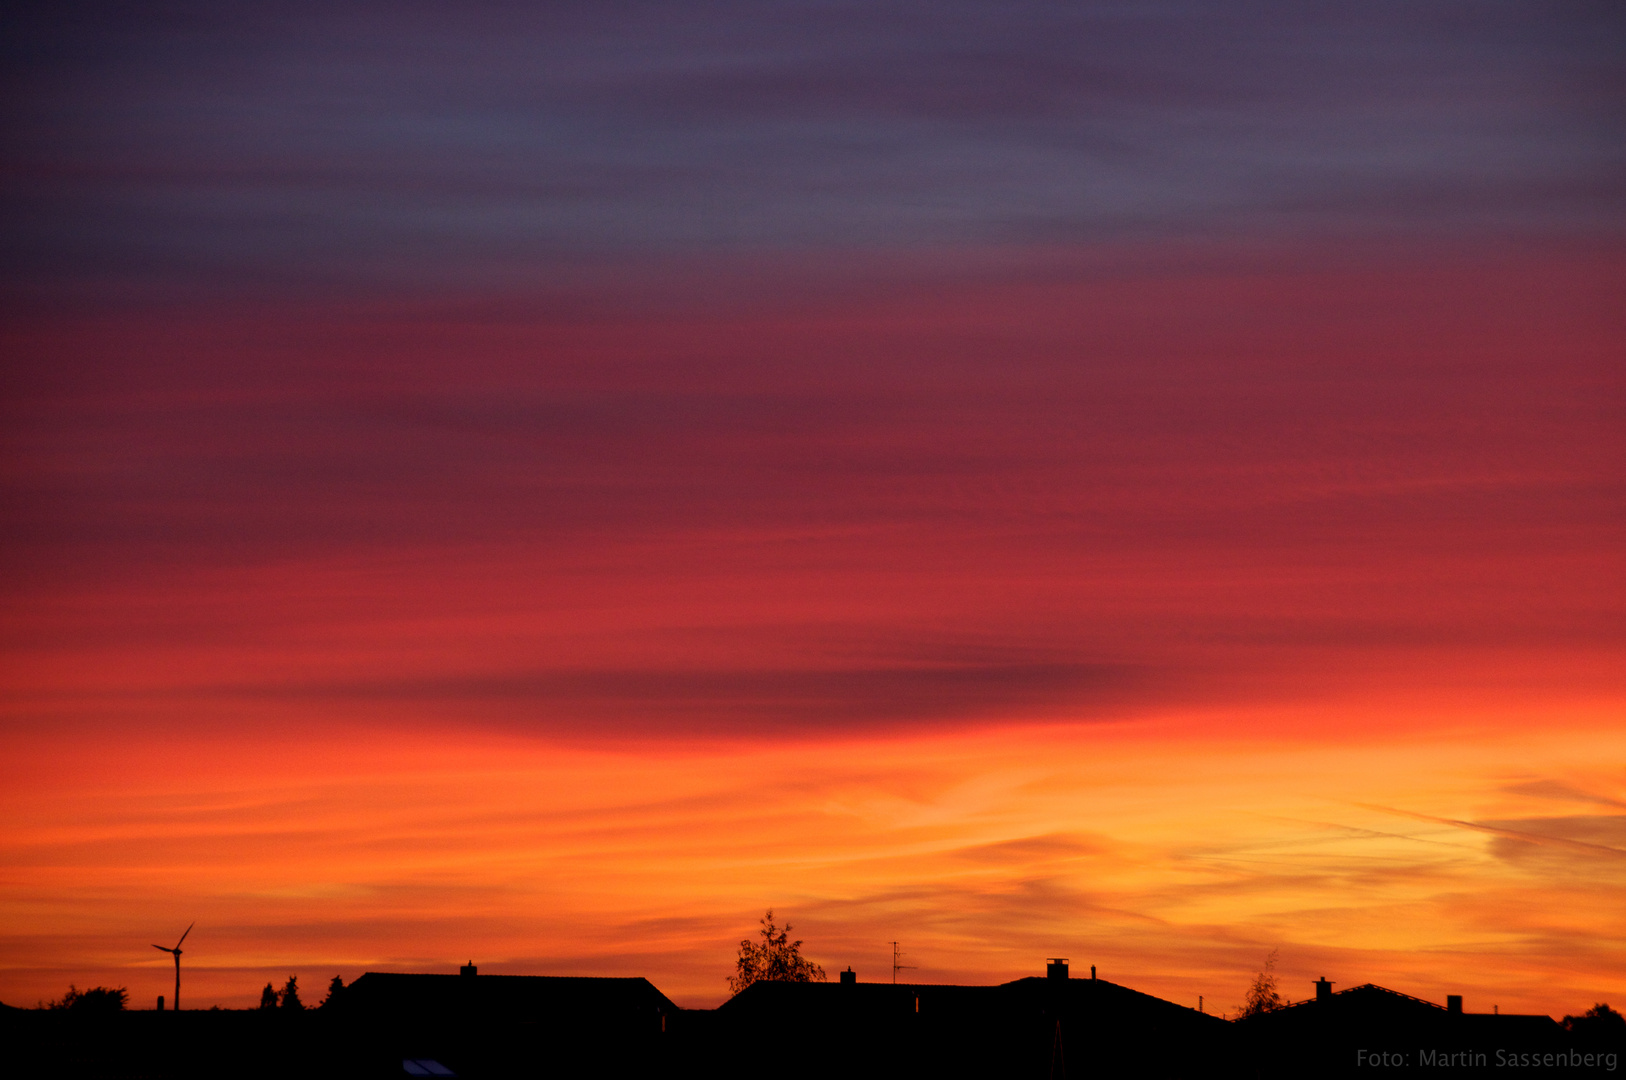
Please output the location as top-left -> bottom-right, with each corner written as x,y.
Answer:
460,961 -> 477,977
1047,958 -> 1069,980
1315,978 -> 1333,1002
840,968 -> 856,985
1447,995 -> 1462,1014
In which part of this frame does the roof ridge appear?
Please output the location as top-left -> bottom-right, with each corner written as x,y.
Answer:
1337,983 -> 1446,1010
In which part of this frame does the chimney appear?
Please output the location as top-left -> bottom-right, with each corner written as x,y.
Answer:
157,995 -> 165,1011
1090,965 -> 1096,981
461,961 -> 478,977
1047,958 -> 1069,980
1315,978 -> 1333,1002
840,968 -> 856,985
1447,995 -> 1462,1014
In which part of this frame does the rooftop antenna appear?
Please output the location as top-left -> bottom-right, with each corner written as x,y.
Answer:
888,942 -> 916,984
152,923 -> 193,1011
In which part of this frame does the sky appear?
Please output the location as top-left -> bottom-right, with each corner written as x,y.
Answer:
1,1 -> 1623,1013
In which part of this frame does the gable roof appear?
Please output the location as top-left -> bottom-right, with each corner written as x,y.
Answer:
719,973 -> 1224,1032
999,974 -> 1225,1025
340,972 -> 676,1022
1237,981 -> 1560,1034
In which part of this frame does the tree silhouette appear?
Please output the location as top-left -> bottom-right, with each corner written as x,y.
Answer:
46,985 -> 127,1013
1238,949 -> 1284,1017
258,982 -> 279,1010
279,976 -> 304,1011
320,975 -> 345,1008
728,909 -> 826,994
1564,1003 -> 1626,1040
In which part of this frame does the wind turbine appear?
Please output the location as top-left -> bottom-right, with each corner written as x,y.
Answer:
152,923 -> 193,1011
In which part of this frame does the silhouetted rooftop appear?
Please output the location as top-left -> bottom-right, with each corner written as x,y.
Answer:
340,971 -> 675,1023
722,972 -> 1223,1026
1240,982 -> 1560,1027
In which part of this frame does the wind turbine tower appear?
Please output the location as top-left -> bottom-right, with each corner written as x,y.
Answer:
152,923 -> 193,1011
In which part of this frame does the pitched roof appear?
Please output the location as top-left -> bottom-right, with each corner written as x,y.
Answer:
1237,981 -> 1559,1032
720,973 -> 1224,1031
340,972 -> 676,1021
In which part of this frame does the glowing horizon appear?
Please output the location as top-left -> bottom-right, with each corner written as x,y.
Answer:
5,698 -> 1623,1013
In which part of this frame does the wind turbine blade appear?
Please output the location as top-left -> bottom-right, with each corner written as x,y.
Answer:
174,922 -> 194,948
153,944 -> 173,952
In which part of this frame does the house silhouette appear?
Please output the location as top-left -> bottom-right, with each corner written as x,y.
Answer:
1237,981 -> 1571,1078
332,971 -> 676,1077
716,959 -> 1226,1078
2,962 -> 1614,1078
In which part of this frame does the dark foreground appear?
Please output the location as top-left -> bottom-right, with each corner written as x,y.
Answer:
5,971 -> 1619,1078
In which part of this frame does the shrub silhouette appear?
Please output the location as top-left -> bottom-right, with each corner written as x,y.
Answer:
46,985 -> 128,1013
728,909 -> 826,994
258,982 -> 279,1010
320,975 -> 345,1008
279,976 -> 304,1011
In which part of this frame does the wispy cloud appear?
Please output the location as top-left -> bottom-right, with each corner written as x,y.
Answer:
1361,805 -> 1626,861
4,2 -> 1621,296
5,720 -> 1624,1011
1500,780 -> 1626,810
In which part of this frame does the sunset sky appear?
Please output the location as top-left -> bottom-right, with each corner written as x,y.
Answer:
2,2 -> 1623,1015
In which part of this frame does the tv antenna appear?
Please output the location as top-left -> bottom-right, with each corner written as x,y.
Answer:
888,941 -> 916,984
152,923 -> 193,1011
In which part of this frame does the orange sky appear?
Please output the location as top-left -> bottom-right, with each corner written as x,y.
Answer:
3,696 -> 1623,1013
2,244 -> 1622,1015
